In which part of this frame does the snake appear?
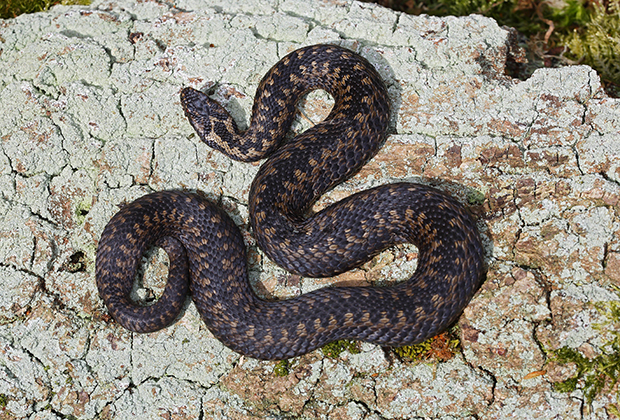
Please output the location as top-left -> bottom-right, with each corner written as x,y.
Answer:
96,44 -> 485,361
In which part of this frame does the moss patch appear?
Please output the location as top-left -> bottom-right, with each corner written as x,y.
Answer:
563,1 -> 620,87
467,189 -> 486,206
550,285 -> 620,409
1,0 -> 91,19
321,340 -> 361,358
273,359 -> 291,377
393,331 -> 460,362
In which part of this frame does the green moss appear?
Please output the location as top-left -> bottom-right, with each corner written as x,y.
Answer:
393,341 -> 433,360
563,1 -> 620,87
393,331 -> 460,362
609,403 -> 620,418
467,189 -> 486,206
321,340 -> 360,358
553,375 -> 578,393
0,394 -> 7,408
548,0 -> 592,31
550,285 -> 620,405
273,359 -> 291,376
1,0 -> 91,19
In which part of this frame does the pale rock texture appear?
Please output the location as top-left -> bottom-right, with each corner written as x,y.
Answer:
0,0 -> 619,418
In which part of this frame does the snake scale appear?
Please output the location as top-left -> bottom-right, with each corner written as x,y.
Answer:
96,44 -> 485,360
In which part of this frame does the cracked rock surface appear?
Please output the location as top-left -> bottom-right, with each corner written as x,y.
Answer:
1,0 -> 619,418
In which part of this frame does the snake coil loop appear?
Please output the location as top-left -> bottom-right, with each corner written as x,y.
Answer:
96,44 -> 485,360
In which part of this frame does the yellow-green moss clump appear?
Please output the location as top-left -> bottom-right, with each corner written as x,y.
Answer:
563,1 -> 620,87
550,285 -> 620,413
273,359 -> 291,377
467,189 -> 486,206
321,340 -> 361,358
394,332 -> 460,362
393,340 -> 433,360
1,0 -> 91,19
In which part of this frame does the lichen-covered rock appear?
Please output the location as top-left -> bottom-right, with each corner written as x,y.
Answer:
1,0 -> 619,419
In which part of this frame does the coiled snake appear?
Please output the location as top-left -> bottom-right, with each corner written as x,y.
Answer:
96,44 -> 485,360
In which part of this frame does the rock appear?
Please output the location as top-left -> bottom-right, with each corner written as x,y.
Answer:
0,0 -> 618,418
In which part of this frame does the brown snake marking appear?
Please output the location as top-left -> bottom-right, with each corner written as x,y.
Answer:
96,44 -> 485,360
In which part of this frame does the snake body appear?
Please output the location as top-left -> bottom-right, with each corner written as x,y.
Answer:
96,44 -> 484,360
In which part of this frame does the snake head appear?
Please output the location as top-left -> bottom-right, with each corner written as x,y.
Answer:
180,87 -> 239,152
